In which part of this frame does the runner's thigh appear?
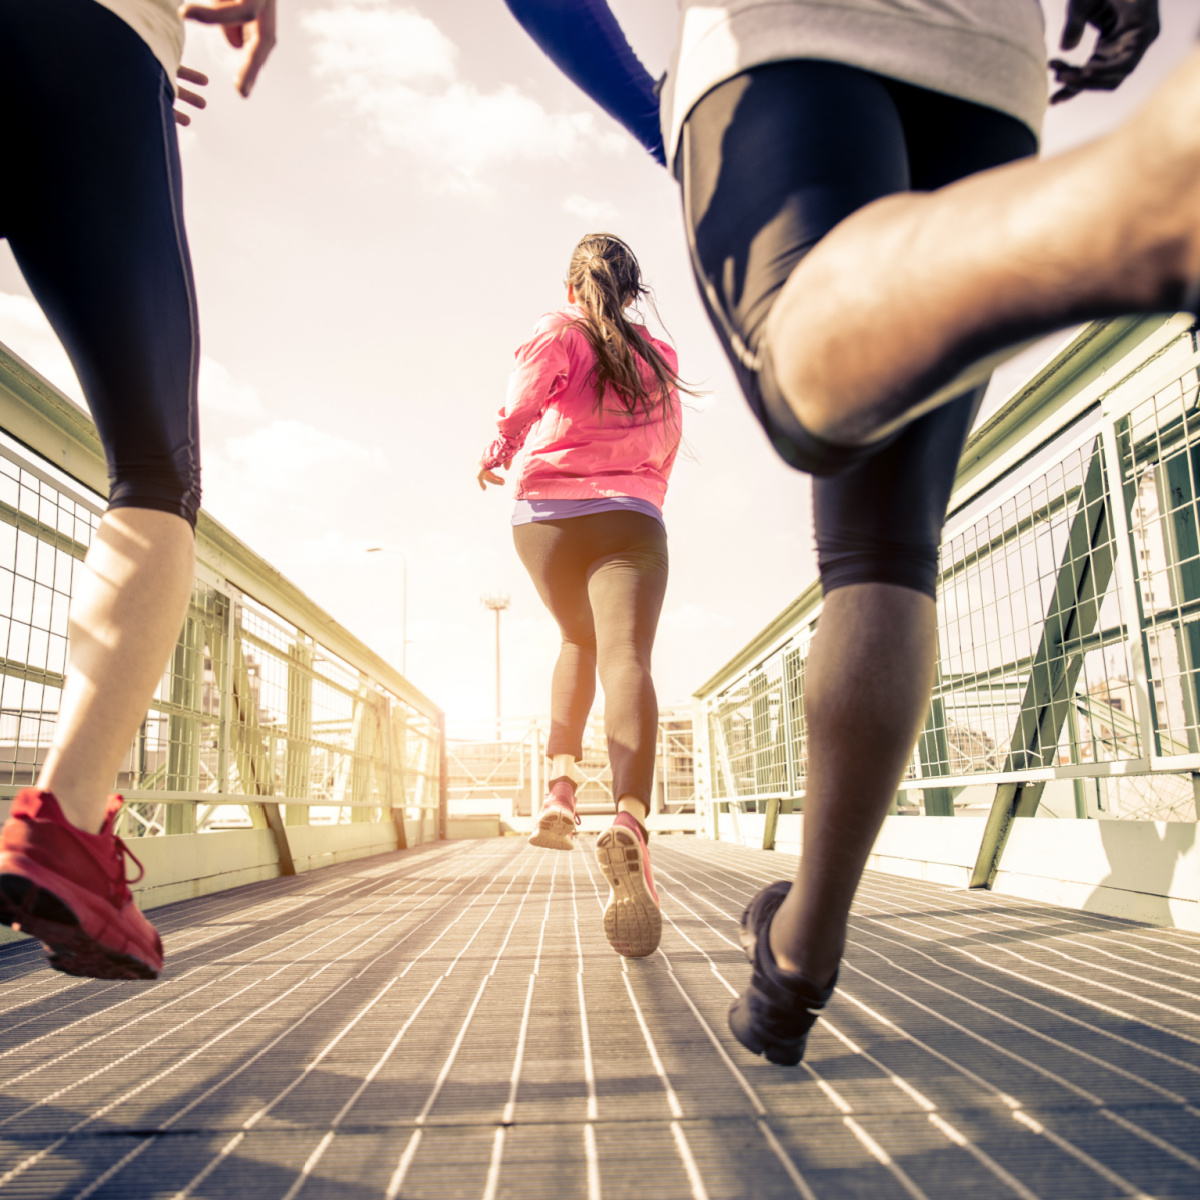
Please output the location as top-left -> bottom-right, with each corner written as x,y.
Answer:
679,58 -> 910,445
0,0 -> 201,523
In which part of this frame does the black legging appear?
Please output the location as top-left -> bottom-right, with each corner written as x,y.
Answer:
679,60 -> 1039,598
0,0 -> 201,527
513,510 -> 668,808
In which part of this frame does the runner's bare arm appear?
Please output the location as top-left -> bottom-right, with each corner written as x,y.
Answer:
1050,0 -> 1160,104
179,0 -> 278,98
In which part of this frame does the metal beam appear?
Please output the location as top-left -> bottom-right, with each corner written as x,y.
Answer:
762,796 -> 781,851
971,444 -> 1115,888
437,711 -> 449,840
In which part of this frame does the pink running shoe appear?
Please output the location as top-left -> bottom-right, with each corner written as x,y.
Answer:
596,811 -> 661,958
528,776 -> 581,851
0,789 -> 163,979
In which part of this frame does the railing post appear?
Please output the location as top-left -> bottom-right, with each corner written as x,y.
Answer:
261,800 -> 296,876
970,443 -> 1116,888
438,710 -> 449,840
530,723 -> 541,818
762,796 -> 781,850
779,648 -> 798,806
165,597 -> 202,835
384,697 -> 407,851
217,589 -> 235,803
1099,415 -> 1157,757
284,637 -> 313,827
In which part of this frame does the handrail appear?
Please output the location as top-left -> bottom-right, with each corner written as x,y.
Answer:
0,341 -> 441,724
694,310 -> 1200,854
695,315 -> 1193,702
0,336 -> 447,881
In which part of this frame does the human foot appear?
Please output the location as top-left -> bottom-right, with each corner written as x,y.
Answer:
728,881 -> 836,1065
528,776 -> 581,851
0,790 -> 163,979
596,811 -> 661,958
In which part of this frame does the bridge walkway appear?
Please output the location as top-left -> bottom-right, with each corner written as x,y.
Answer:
0,836 -> 1198,1199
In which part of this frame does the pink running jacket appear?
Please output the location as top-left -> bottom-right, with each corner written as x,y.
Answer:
480,305 -> 682,506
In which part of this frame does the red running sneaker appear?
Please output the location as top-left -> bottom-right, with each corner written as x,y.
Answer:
528,776 -> 580,851
0,790 -> 162,979
596,811 -> 661,958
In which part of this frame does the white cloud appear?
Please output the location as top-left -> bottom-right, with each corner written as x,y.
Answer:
305,3 -> 456,85
0,293 -> 81,400
562,194 -> 618,224
302,2 -> 624,189
0,292 -> 267,428
659,603 -> 737,634
211,418 -> 386,483
198,356 -> 268,421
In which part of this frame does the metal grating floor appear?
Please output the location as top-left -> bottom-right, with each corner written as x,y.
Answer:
0,835 -> 1198,1199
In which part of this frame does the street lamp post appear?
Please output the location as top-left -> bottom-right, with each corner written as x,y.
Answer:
480,592 -> 510,741
366,547 -> 409,676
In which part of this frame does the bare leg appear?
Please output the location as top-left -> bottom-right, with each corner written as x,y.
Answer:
617,795 -> 648,824
768,584 -> 936,983
37,508 -> 195,833
550,753 -> 576,781
767,45 -> 1200,448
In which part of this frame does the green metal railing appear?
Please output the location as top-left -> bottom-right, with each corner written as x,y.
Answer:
0,340 -> 445,873
695,314 -> 1200,879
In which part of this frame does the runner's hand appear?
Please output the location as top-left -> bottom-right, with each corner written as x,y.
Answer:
179,0 -> 278,98
478,467 -> 506,490
173,66 -> 209,126
1049,0 -> 1159,104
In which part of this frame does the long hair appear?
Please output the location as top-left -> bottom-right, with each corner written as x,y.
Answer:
565,234 -> 689,419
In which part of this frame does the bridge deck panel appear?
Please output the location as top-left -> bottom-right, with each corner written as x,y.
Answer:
0,835 -> 1197,1199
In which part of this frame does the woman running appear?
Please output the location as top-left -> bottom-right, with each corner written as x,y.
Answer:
477,234 -> 683,959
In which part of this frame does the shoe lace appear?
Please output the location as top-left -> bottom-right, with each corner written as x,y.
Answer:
111,833 -> 146,903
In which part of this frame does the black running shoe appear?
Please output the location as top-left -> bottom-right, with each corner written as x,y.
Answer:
728,881 -> 836,1066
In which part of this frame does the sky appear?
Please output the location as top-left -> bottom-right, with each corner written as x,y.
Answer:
1,0 -> 1198,735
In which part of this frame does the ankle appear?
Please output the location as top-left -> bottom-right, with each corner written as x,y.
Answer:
33,778 -> 108,834
549,754 -> 577,783
617,795 -> 647,822
768,921 -> 841,989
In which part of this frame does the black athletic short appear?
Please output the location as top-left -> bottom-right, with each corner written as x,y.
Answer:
678,60 -> 1038,597
0,0 -> 201,527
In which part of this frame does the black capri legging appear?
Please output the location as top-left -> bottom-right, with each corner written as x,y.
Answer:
679,60 -> 1038,598
0,0 -> 201,527
513,510 -> 668,808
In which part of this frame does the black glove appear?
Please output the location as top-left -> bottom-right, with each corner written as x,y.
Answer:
1049,0 -> 1160,104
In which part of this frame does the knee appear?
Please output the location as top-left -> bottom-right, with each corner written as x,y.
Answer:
597,647 -> 653,688
818,547 -> 939,602
561,633 -> 597,660
108,449 -> 201,530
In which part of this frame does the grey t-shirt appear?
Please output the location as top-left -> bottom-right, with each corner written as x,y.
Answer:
661,0 -> 1048,166
93,0 -> 183,82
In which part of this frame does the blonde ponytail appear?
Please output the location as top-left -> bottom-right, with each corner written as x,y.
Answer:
565,234 -> 693,419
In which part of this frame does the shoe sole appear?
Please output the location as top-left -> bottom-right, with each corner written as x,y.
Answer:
0,871 -> 159,980
596,826 -> 661,958
528,809 -> 577,851
727,1000 -> 810,1067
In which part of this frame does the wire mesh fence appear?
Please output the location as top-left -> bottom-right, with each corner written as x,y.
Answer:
0,344 -> 443,850
696,318 -> 1200,826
